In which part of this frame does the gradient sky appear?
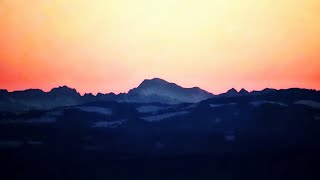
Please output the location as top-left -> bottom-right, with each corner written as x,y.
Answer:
0,0 -> 320,94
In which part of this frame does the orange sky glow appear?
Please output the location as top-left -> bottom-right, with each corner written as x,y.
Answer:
0,0 -> 320,94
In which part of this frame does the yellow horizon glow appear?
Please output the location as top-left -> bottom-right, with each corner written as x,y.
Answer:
0,0 -> 320,94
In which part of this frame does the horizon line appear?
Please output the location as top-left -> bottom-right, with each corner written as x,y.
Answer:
1,77 -> 319,96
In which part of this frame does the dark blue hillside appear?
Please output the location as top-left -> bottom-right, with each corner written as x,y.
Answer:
1,88 -> 320,179
0,91 -> 320,154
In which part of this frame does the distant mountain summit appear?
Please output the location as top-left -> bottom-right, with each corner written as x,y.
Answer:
219,88 -> 250,97
223,88 -> 238,97
239,88 -> 250,95
49,86 -> 80,97
127,78 -> 214,104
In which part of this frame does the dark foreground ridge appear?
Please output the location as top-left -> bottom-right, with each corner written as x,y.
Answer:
1,79 -> 320,179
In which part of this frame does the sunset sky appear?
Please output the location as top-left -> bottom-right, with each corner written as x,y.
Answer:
0,0 -> 319,94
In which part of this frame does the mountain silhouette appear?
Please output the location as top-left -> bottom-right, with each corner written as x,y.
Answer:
0,86 -> 83,111
1,80 -> 320,180
49,86 -> 80,97
0,78 -> 319,112
1,86 -> 320,156
127,78 -> 214,103
219,88 -> 250,97
223,88 -> 238,97
239,88 -> 250,95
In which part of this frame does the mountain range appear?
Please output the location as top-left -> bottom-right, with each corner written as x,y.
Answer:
1,78 -> 320,179
0,77 -> 318,112
1,82 -> 320,155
